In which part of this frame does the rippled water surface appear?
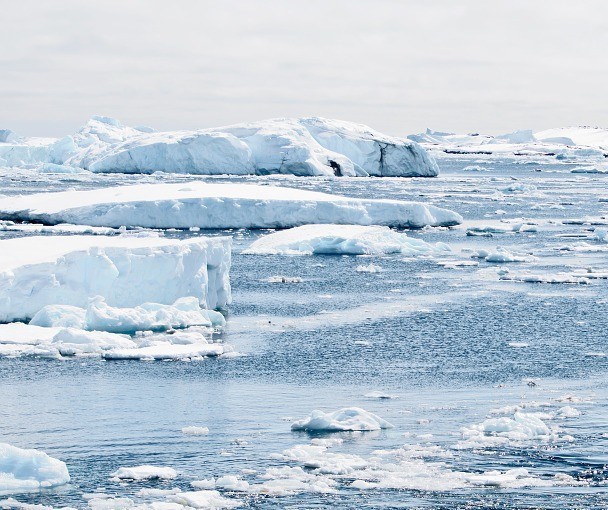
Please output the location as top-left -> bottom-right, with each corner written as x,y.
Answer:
1,158 -> 608,508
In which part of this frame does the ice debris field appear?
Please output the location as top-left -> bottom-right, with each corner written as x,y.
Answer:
1,118 -> 608,508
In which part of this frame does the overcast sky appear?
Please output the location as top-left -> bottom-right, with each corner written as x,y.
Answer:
2,0 -> 607,137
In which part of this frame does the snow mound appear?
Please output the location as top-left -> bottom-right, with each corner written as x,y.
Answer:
111,465 -> 177,481
0,443 -> 69,494
244,225 -> 451,256
1,116 -> 438,177
291,407 -> 393,432
0,236 -> 231,323
0,182 -> 462,229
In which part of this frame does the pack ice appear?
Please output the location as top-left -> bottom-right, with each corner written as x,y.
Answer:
0,443 -> 70,494
0,115 -> 439,177
0,182 -> 462,229
0,235 -> 231,323
244,224 -> 451,255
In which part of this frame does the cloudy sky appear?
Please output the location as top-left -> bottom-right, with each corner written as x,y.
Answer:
2,0 -> 607,137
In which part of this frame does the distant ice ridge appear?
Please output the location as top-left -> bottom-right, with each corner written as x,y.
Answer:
0,115 -> 439,177
408,126 -> 608,159
0,443 -> 70,494
0,235 -> 231,323
0,182 -> 462,229
291,407 -> 394,432
244,225 -> 451,256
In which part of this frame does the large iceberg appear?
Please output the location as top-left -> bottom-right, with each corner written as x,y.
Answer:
244,224 -> 451,255
0,116 -> 439,177
0,182 -> 461,229
0,235 -> 231,323
0,443 -> 70,494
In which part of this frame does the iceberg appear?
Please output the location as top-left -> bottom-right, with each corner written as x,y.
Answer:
244,224 -> 451,256
0,116 -> 438,177
291,407 -> 393,432
0,443 -> 70,494
0,182 -> 462,229
0,235 -> 231,323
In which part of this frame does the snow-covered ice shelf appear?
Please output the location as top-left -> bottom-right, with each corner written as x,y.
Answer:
0,235 -> 231,323
0,182 -> 462,229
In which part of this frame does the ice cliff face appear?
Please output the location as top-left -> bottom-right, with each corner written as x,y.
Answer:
0,116 -> 439,177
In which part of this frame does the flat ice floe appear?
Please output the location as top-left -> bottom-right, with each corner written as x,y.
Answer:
291,407 -> 394,432
0,322 -> 228,360
244,224 -> 451,255
111,465 -> 177,481
0,235 -> 231,323
0,443 -> 70,494
0,182 -> 462,229
0,115 -> 438,178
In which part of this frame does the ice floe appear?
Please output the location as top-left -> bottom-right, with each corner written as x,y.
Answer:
0,116 -> 438,178
0,443 -> 70,495
0,236 -> 231,323
291,407 -> 393,432
181,426 -> 210,436
0,182 -> 462,229
111,466 -> 178,482
244,225 -> 451,256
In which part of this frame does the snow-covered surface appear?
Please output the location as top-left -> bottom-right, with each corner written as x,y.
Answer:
291,407 -> 394,432
0,236 -> 231,323
0,116 -> 438,177
244,224 -> 452,256
0,182 -> 462,229
0,443 -> 69,494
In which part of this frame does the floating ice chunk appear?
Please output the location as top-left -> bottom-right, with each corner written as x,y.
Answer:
0,221 -> 116,235
102,341 -> 225,361
291,407 -> 393,432
111,465 -> 177,481
457,412 -> 564,449
50,328 -> 136,356
556,406 -> 581,418
245,225 -> 451,256
168,490 -> 240,509
88,497 -> 134,510
0,443 -> 70,494
0,236 -> 231,323
215,476 -> 249,492
356,263 -> 382,273
472,248 -> 531,263
266,276 -> 302,283
181,426 -> 209,436
0,182 -> 462,229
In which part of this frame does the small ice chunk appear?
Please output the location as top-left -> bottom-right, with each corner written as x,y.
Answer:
291,407 -> 393,432
110,465 -> 177,481
181,426 -> 209,436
